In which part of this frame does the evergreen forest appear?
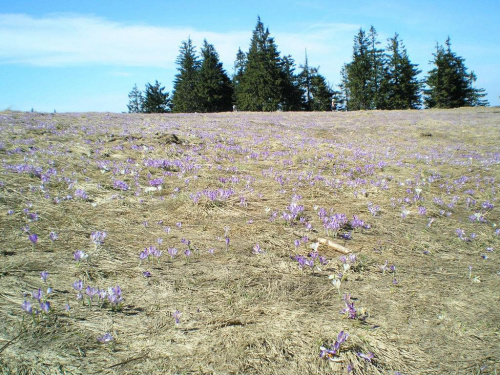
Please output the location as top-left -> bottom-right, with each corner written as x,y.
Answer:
128,17 -> 488,113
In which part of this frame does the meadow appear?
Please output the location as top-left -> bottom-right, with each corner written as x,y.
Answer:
0,108 -> 499,374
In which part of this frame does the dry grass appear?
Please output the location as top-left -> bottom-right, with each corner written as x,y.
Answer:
0,108 -> 499,374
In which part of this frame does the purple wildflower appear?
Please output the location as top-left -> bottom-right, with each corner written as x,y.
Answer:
142,271 -> 152,277
90,231 -> 107,246
40,271 -> 49,282
357,352 -> 374,362
39,301 -> 50,314
252,243 -> 264,254
28,233 -> 38,244
97,333 -> 114,344
168,247 -> 178,258
341,293 -> 357,319
21,300 -> 33,314
107,286 -> 123,307
319,330 -> 349,360
172,310 -> 182,324
318,256 -> 329,266
32,288 -> 43,302
74,250 -> 88,262
49,231 -> 58,241
72,279 -> 84,291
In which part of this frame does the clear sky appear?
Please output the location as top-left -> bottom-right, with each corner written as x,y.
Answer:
1,0 -> 499,112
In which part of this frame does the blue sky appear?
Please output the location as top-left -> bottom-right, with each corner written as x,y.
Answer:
1,0 -> 499,112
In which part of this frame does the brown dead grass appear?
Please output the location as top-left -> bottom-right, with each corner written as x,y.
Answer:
0,108 -> 499,374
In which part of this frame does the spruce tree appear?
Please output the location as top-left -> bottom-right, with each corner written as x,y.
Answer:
367,26 -> 386,109
299,51 -> 313,110
236,17 -> 284,111
382,33 -> 422,109
424,38 -> 488,108
337,64 -> 350,111
280,55 -> 304,111
142,81 -> 171,113
127,84 -> 144,113
196,40 -> 233,112
309,69 -> 334,111
298,52 -> 334,111
232,48 -> 247,108
344,28 -> 372,110
172,38 -> 201,113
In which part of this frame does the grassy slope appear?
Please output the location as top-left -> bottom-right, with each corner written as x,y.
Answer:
0,108 -> 499,374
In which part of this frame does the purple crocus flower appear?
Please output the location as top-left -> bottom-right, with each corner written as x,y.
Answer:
32,288 -> 43,302
97,333 -> 114,343
357,352 -> 374,362
49,231 -> 58,241
107,286 -> 123,307
142,271 -> 152,278
168,247 -> 178,258
39,301 -> 50,313
85,286 -> 97,299
72,279 -> 84,291
74,250 -> 88,262
40,271 -> 49,282
28,233 -> 38,244
90,231 -> 106,246
252,244 -> 264,254
173,310 -> 182,324
139,250 -> 149,260
21,300 -> 33,314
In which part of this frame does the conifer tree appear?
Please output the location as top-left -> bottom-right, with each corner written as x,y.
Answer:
142,81 -> 171,113
236,17 -> 284,111
298,52 -> 334,111
172,38 -> 201,113
367,26 -> 386,109
299,51 -> 313,110
337,64 -> 350,111
280,55 -> 304,111
127,84 -> 144,113
196,40 -> 233,112
232,48 -> 247,107
344,28 -> 372,110
424,38 -> 488,108
381,33 -> 422,109
309,69 -> 334,111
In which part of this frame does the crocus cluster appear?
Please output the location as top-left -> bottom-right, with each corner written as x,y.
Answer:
339,254 -> 358,273
320,330 -> 349,360
139,245 -> 162,262
113,179 -> 129,191
292,250 -> 328,270
74,250 -> 89,262
456,228 -> 476,242
21,283 -> 53,318
367,202 -> 381,216
341,293 -> 361,320
72,280 -> 123,310
282,200 -> 305,224
90,231 -> 107,246
74,188 -> 88,200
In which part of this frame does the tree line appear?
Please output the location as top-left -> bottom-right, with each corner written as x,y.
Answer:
128,17 -> 488,113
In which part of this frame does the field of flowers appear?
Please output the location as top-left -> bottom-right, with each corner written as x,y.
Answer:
0,108 -> 499,374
